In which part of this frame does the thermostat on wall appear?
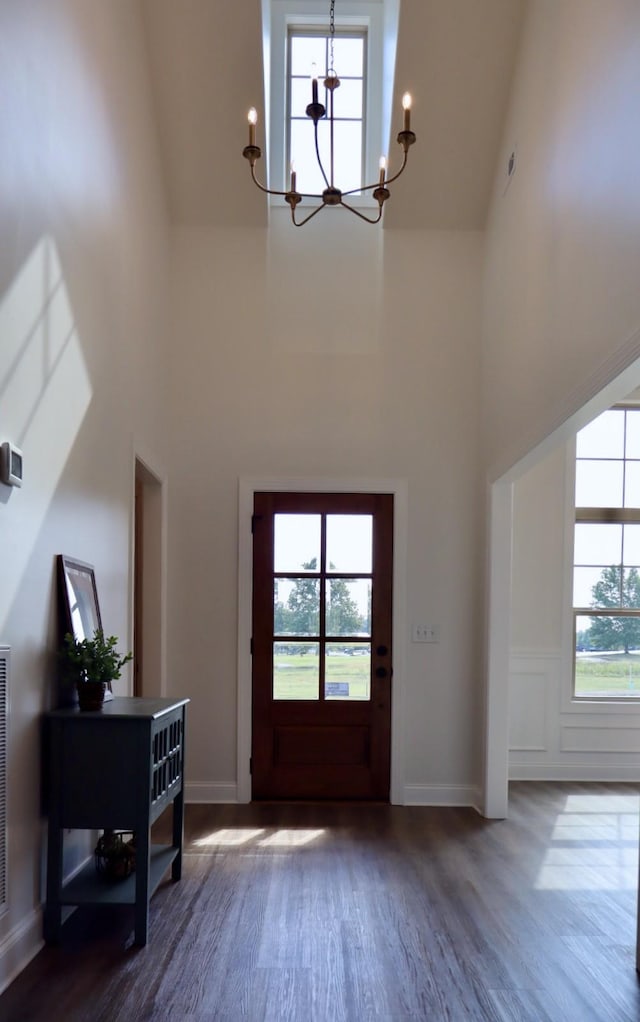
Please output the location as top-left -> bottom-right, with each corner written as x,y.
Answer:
1,442 -> 23,487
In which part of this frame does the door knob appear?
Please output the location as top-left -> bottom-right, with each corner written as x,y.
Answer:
375,667 -> 387,678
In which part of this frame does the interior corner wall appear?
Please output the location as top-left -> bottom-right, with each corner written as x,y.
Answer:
482,0 -> 640,481
166,213 -> 485,807
0,0 -> 170,992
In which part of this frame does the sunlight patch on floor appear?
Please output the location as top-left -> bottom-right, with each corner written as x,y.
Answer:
535,794 -> 639,891
193,828 -> 265,847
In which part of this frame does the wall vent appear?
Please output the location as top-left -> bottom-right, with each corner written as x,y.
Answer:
0,646 -> 8,911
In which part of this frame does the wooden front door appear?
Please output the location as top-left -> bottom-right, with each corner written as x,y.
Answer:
251,492 -> 393,800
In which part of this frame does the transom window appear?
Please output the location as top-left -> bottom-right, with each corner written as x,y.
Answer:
573,407 -> 640,698
287,28 -> 366,195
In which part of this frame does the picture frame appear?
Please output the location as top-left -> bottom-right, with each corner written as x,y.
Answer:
56,555 -> 113,702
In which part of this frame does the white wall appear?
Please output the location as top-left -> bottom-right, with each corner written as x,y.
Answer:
482,0 -> 640,481
0,0 -> 169,992
510,442 -> 640,780
167,213 -> 485,806
482,0 -> 640,813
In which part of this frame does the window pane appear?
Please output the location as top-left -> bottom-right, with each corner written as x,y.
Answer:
625,410 -> 640,459
624,462 -> 640,507
291,77 -> 314,119
331,37 -> 364,76
325,643 -> 370,700
573,523 -> 622,566
290,36 -> 326,76
576,410 -> 624,459
574,565 -> 620,608
274,578 -> 319,636
273,642 -> 319,700
624,524 -> 640,564
290,118 -> 327,195
326,515 -> 372,572
274,514 -> 321,572
330,120 -> 362,194
575,460 -> 623,507
330,78 -> 363,120
575,619 -> 640,697
623,568 -> 640,608
326,579 -> 371,636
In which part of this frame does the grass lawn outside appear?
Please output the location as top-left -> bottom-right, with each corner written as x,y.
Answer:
575,652 -> 640,697
273,649 -> 371,700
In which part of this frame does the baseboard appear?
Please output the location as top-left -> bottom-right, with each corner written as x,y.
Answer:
403,784 -> 481,809
185,782 -> 238,803
510,763 -> 640,781
0,908 -> 43,997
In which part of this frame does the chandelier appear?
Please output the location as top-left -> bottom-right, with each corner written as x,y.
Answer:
242,0 -> 416,226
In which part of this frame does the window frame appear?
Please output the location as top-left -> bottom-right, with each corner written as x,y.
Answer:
572,404 -> 640,703
267,0 -> 387,206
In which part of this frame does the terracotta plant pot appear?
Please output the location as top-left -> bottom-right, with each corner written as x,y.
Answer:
77,681 -> 107,711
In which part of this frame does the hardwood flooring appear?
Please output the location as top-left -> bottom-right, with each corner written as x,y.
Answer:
1,783 -> 639,1021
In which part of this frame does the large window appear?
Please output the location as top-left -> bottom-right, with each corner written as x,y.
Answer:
267,1 -> 390,200
573,407 -> 640,698
288,28 -> 366,196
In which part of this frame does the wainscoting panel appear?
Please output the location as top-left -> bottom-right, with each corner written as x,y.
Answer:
509,649 -> 640,779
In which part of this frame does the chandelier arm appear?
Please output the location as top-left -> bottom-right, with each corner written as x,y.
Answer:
339,151 -> 410,199
339,200 -> 383,225
248,163 -> 292,198
291,203 -> 327,227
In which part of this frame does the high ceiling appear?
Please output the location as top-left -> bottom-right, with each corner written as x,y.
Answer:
141,0 -> 526,230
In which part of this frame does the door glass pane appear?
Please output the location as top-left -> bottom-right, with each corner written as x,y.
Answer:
326,578 -> 371,636
273,641 -> 319,700
573,523 -> 622,565
274,578 -> 319,636
575,460 -> 623,507
274,514 -> 321,573
325,643 -> 370,700
326,515 -> 372,572
576,410 -> 624,459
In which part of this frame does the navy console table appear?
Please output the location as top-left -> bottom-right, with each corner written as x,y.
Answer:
44,696 -> 188,947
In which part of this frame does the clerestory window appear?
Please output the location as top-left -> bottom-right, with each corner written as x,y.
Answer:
573,406 -> 640,698
266,0 -> 396,203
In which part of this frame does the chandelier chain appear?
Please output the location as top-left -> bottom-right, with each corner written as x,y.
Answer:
329,0 -> 335,72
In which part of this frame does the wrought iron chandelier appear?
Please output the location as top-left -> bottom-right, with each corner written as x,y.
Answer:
242,0 -> 416,226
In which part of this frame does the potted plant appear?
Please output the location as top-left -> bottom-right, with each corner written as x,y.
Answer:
61,629 -> 133,710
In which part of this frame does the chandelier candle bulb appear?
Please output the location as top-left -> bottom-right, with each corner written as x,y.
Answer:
379,156 -> 387,186
402,93 -> 412,132
248,107 -> 257,147
290,164 -> 297,192
311,64 -> 319,105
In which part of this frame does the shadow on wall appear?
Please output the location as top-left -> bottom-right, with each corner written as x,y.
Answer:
0,236 -> 92,632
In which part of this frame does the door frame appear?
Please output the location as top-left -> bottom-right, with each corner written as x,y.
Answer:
237,476 -> 408,804
131,447 -> 168,699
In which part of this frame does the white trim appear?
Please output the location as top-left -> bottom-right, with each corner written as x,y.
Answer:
403,784 -> 483,812
0,908 -> 43,997
483,480 -> 513,818
237,475 -> 408,805
509,763 -> 640,782
185,782 -> 238,804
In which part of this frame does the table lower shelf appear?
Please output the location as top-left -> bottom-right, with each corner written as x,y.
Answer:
58,844 -> 178,906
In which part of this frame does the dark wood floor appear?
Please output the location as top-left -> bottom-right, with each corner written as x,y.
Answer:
1,783 -> 639,1021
